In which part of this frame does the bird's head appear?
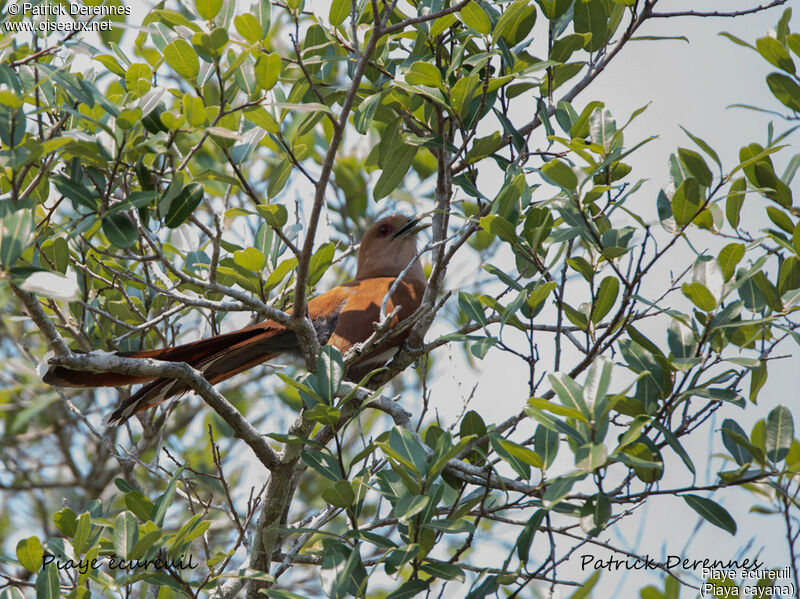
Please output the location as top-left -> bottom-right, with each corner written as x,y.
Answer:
355,215 -> 428,281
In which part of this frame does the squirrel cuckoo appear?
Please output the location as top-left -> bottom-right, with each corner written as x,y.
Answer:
43,215 -> 428,425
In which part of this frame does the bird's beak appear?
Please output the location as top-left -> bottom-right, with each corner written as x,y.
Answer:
392,216 -> 430,239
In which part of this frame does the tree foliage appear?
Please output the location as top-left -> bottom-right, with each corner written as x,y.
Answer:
1,0 -> 799,598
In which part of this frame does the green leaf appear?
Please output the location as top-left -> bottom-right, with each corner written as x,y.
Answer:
16,536 -> 43,573
498,436 -> 543,470
169,514 -> 210,553
527,396 -> 586,421
678,147 -> 713,187
302,449 -> 342,481
620,442 -> 663,482
113,512 -> 139,559
164,39 -> 200,79
353,92 -> 386,134
592,276 -> 619,324
516,509 -> 546,564
570,101 -> 604,139
459,1 -> 491,35
125,491 -> 155,522
693,256 -> 724,303
234,13 -> 262,42
307,241 -> 335,286
535,0 -> 572,20
419,561 -> 465,582
387,426 -> 429,475
233,247 -> 266,271
679,125 -> 721,168
255,52 -> 281,90
465,132 -> 502,165
329,0 -> 349,26
726,177 -> 746,229
719,31 -> 755,50
72,511 -> 91,555
52,175 -> 98,211
543,473 -> 583,506
549,373 -> 590,420
152,466 -> 184,527
480,215 -> 516,244
682,494 -> 737,535
576,443 -> 608,472
534,423 -> 559,468
314,345 -> 343,404
35,563 -> 59,599
756,36 -> 796,74
196,0 -> 222,20
257,203 -> 288,228
429,12 -> 457,38
322,480 -> 356,508
752,270 -> 782,312
304,404 -> 341,425
494,0 -> 537,46
671,177 -> 702,226
551,33 -> 590,63
749,360 -> 768,403
102,214 -> 138,248
766,72 -> 800,112
386,580 -> 429,599
667,319 -> 697,359
1,586 -> 27,599
574,0 -> 608,52
541,159 -> 578,190
129,530 -> 162,560
768,210 -> 794,240
374,143 -> 417,200
527,280 -> 556,310
721,419 -> 754,466
717,243 -> 745,282
245,106 -> 279,133
392,495 -> 430,522
563,301 -> 590,330
39,237 -> 69,274
164,183 -> 204,228
0,209 -> 33,267
458,291 -> 486,326
264,256 -> 297,291
405,62 -> 443,89
125,63 -> 152,97
53,508 -> 78,538
651,421 -> 695,474
461,410 -> 488,465
766,405 -> 794,463
265,591 -> 313,599
489,433 -> 529,480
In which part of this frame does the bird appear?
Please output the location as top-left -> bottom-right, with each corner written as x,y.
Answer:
43,215 -> 428,425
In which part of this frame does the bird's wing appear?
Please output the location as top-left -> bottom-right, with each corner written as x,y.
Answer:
326,277 -> 425,356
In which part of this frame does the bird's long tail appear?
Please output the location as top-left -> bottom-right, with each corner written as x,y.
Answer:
42,322 -> 297,425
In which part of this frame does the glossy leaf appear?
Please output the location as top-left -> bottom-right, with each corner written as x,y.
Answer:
322,481 -> 356,508
765,405 -> 794,462
374,144 -> 416,200
683,494 -> 737,535
164,39 -> 199,79
592,276 -> 619,324
164,183 -> 204,228
16,536 -> 43,573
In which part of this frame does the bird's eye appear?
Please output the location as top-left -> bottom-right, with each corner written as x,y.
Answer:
377,224 -> 392,237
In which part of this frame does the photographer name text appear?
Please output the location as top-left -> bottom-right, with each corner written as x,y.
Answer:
580,554 -> 794,597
